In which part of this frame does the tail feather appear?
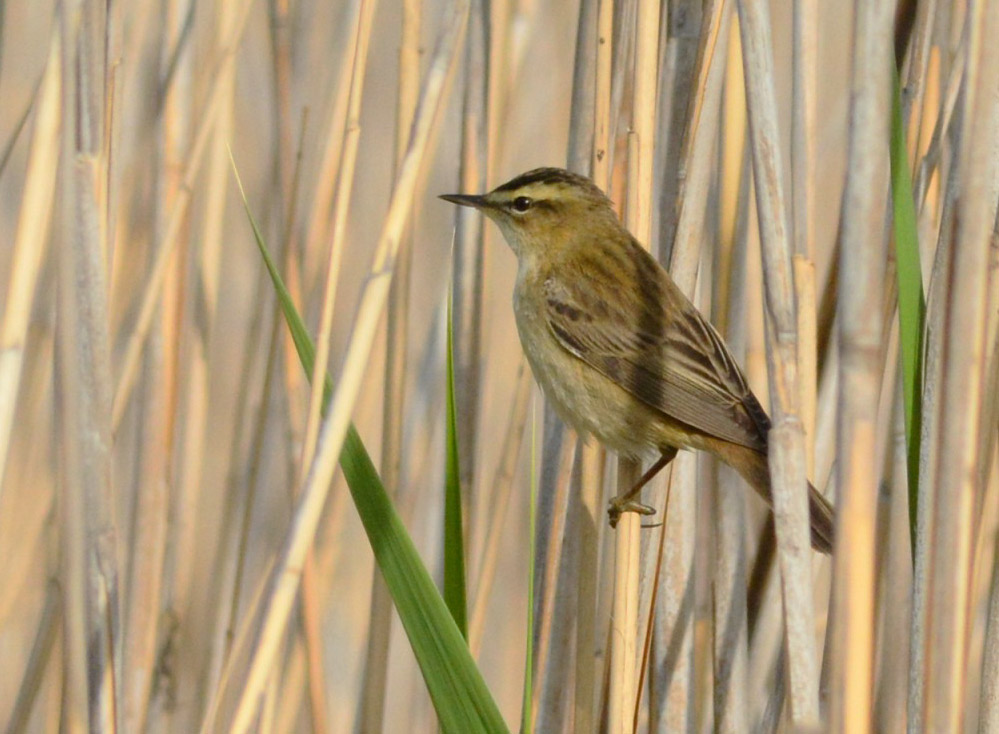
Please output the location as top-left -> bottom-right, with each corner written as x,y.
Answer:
707,439 -> 835,554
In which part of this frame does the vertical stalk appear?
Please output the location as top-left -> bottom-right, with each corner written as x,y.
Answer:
610,2 -> 658,732
922,0 -> 999,729
736,0 -> 820,726
58,0 -> 119,730
828,0 -> 894,731
356,0 -> 420,730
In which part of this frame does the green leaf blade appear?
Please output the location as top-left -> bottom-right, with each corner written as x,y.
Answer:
890,67 -> 927,559
444,284 -> 468,637
230,154 -> 507,734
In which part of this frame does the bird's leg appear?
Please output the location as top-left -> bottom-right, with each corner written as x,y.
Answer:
608,447 -> 679,528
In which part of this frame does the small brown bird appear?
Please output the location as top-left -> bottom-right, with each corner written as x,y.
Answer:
441,167 -> 834,553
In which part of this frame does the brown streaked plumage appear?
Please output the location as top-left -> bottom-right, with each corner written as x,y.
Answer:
441,167 -> 835,553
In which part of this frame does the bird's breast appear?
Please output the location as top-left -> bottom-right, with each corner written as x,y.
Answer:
511,275 -> 660,458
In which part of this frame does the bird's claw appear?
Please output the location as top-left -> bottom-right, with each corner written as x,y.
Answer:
607,499 -> 656,528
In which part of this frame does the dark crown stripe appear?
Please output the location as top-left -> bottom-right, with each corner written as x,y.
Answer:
493,167 -> 590,193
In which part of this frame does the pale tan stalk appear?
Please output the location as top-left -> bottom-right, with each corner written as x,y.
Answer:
574,438 -> 605,732
121,0 -> 193,727
219,9 -> 467,729
0,34 -> 60,502
592,0 -> 614,190
301,0 -> 361,279
668,0 -> 729,273
979,440 -> 999,733
110,0 -> 255,430
121,332 -> 169,734
582,1 -> 613,725
828,0 -> 894,732
451,0 -> 489,532
907,155 -> 959,733
468,362 -> 531,654
649,451 -> 696,733
357,1 -> 420,727
530,0 -> 601,725
299,0 -> 377,497
791,0 -> 817,479
609,461 -> 642,734
199,554 -> 277,734
922,1 -> 999,729
608,2 -> 658,730
274,632 -> 308,734
900,0 -> 937,156
736,0 -> 820,726
648,2 -> 728,730
874,378 -> 913,731
711,122 -> 751,734
655,0 -> 706,255
293,5 -> 377,722
159,5 -> 237,729
58,1 -> 118,730
5,580 -> 61,734
530,437 -> 577,731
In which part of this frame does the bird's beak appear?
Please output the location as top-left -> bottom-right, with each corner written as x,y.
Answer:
439,193 -> 488,209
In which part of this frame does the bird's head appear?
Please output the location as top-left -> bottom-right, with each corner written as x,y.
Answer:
440,167 -> 619,260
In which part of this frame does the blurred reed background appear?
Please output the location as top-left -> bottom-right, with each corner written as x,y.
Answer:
1,0 -> 998,732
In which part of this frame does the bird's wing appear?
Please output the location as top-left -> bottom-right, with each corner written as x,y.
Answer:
542,247 -> 769,452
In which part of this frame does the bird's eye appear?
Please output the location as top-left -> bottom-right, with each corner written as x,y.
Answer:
512,196 -> 533,213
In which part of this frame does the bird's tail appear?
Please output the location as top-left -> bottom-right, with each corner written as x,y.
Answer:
708,439 -> 835,554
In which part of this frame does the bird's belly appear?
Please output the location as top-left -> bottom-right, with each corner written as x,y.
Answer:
514,310 -> 666,458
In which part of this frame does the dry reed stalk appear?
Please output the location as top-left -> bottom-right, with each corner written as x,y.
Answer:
5,580 -> 61,734
355,0 -> 422,727
607,1 -> 658,729
120,333 -> 169,734
609,462 -> 642,734
736,0 -> 821,726
655,0 -> 704,258
646,2 -> 729,730
873,381 -> 914,731
648,451 -> 696,733
980,440 -> 999,732
159,4 -> 238,730
299,0 -> 376,481
592,0 -> 614,192
524,3 -> 601,727
908,145 -> 960,731
573,3 -> 614,728
294,7 -> 377,719
828,0 -> 894,731
921,0 -> 999,728
708,22 -> 752,733
120,0 -> 194,728
0,32 -> 60,503
220,8 -> 467,729
199,553 -> 277,733
531,437 -> 578,731
452,0 -> 489,522
274,633 -> 307,734
58,1 -> 119,730
277,114 -> 332,734
662,0 -> 727,275
791,0 -> 817,481
110,0 -> 254,430
575,439 -> 606,732
359,0 -> 423,728
900,0 -> 937,152
289,0 -> 375,727
301,0 -> 361,280
468,362 -> 531,654
710,108 -> 751,732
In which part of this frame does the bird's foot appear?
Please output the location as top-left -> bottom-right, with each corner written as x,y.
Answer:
607,498 -> 656,528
